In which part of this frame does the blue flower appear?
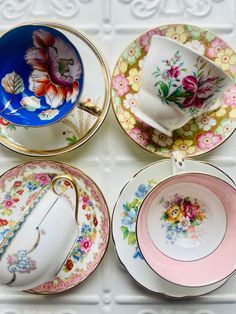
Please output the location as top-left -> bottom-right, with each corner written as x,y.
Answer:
77,235 -> 83,243
133,246 -> 144,259
81,224 -> 91,234
135,184 -> 148,198
72,247 -> 83,261
0,228 -> 9,241
121,208 -> 137,232
27,182 -> 38,192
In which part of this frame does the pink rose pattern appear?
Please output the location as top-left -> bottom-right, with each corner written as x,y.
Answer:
128,128 -> 149,146
197,132 -> 222,150
112,74 -> 130,97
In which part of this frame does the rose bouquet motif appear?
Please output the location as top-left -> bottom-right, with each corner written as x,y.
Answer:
160,193 -> 207,244
153,51 -> 225,114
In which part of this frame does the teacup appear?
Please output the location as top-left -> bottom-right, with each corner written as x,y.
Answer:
136,151 -> 236,287
136,35 -> 233,136
0,24 -> 101,127
0,175 -> 80,290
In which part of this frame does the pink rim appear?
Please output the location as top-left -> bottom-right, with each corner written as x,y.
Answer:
137,173 -> 236,287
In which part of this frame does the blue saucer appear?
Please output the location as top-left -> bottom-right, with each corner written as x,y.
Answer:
0,25 -> 84,127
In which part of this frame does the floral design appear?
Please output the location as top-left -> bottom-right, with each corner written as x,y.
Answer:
1,71 -> 24,95
25,29 -> 82,108
37,109 -> 59,121
121,181 -> 156,259
153,51 -> 225,112
118,111 -> 135,130
152,130 -> 173,146
160,193 -> 207,243
139,29 -> 163,52
128,128 -> 149,146
206,38 -> 227,58
124,93 -> 138,112
224,85 -> 236,106
113,60 -> 128,76
20,96 -> 41,112
215,48 -> 236,71
127,68 -> 141,92
197,132 -> 222,150
196,114 -> 216,131
173,139 -> 195,155
184,40 -> 205,55
215,118 -> 236,136
7,250 -> 36,274
175,120 -> 199,137
112,75 -> 130,97
122,42 -> 141,65
165,25 -> 187,43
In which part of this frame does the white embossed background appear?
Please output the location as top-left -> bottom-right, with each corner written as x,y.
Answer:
0,0 -> 236,313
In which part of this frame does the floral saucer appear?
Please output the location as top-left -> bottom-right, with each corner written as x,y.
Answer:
112,24 -> 236,157
112,159 -> 235,297
0,22 -> 110,156
0,160 -> 109,294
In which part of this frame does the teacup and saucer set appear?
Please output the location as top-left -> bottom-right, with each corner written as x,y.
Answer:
112,24 -> 236,298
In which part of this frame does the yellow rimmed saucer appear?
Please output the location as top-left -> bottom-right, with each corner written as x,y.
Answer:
111,24 -> 236,157
0,22 -> 110,157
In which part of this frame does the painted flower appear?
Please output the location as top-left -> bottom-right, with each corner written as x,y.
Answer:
25,29 -> 82,108
80,237 -> 92,253
122,208 -> 137,232
122,42 -> 141,65
112,75 -> 130,97
230,108 -> 236,118
128,128 -> 149,146
135,184 -> 151,198
37,109 -> 59,120
72,247 -> 83,261
35,173 -> 51,185
175,121 -> 199,138
197,132 -> 222,150
65,259 -> 73,271
118,111 -> 135,130
113,60 -> 128,76
165,25 -> 187,43
196,114 -> 216,131
93,216 -> 98,227
215,118 -> 236,135
178,216 -> 191,231
124,93 -> 138,112
27,182 -> 38,192
112,89 -> 121,107
127,68 -> 141,92
206,38 -> 227,58
215,48 -> 236,71
0,118 -> 10,126
224,85 -> 236,106
184,40 -> 205,55
152,130 -> 173,146
13,181 -> 22,188
0,219 -> 8,226
173,139 -> 195,155
3,199 -> 14,208
215,105 -> 227,117
167,65 -> 181,78
166,205 -> 183,223
20,96 -> 41,112
81,224 -> 91,234
139,29 -> 163,52
183,203 -> 199,220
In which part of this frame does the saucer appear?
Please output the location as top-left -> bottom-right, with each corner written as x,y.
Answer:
0,160 -> 109,294
0,22 -> 110,156
112,159 -> 235,297
112,24 -> 236,157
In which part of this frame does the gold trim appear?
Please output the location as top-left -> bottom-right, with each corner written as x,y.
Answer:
0,21 -> 111,157
111,23 -> 236,159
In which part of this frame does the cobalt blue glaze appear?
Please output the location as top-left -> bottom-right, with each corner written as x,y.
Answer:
0,25 -> 84,127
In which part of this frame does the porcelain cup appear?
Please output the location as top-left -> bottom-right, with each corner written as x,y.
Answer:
0,24 -> 101,128
0,175 -> 80,290
136,35 -> 233,136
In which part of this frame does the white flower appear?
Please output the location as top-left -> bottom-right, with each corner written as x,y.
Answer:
123,93 -> 138,113
196,114 -> 216,131
20,96 -> 41,111
152,130 -> 173,146
38,109 -> 59,120
178,216 -> 190,231
184,40 -> 205,55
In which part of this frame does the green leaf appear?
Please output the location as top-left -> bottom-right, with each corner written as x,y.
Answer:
122,228 -> 129,240
128,232 -> 136,245
158,81 -> 169,97
130,198 -> 138,208
169,86 -> 182,98
161,212 -> 168,220
66,135 -> 77,145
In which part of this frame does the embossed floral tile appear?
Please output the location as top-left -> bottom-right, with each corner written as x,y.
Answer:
112,24 -> 236,157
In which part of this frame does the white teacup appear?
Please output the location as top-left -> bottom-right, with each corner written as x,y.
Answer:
0,175 -> 79,290
136,35 -> 233,136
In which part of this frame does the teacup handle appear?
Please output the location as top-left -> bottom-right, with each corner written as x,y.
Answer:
171,151 -> 185,175
51,175 -> 79,225
76,99 -> 102,117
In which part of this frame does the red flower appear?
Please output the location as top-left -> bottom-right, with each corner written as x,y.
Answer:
13,198 -> 20,203
65,259 -> 73,271
0,118 -> 10,126
4,199 -> 14,208
183,202 -> 199,220
17,189 -> 24,195
13,181 -> 22,188
0,219 -> 8,226
93,216 -> 98,227
167,65 -> 180,78
85,214 -> 91,220
83,196 -> 88,203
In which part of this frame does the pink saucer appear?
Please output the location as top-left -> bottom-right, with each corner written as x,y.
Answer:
137,173 -> 236,287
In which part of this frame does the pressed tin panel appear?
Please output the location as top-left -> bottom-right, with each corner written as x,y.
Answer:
0,0 -> 235,313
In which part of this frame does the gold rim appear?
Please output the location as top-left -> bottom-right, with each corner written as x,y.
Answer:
111,23 -> 236,159
0,159 -> 110,295
0,21 -> 111,157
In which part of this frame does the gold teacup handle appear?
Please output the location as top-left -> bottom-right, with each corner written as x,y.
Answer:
51,175 -> 79,225
76,99 -> 102,117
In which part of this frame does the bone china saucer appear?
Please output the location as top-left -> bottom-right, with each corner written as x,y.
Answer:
0,160 -> 109,294
112,24 -> 236,157
0,22 -> 110,157
112,159 -> 235,297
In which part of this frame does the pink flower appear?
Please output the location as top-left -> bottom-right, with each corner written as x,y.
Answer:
80,237 -> 92,253
197,132 -> 222,150
35,173 -> 51,185
7,255 -> 17,265
112,75 -> 130,97
183,203 -> 199,220
206,38 -> 227,58
167,65 -> 180,78
139,29 -> 163,52
25,29 -> 82,108
4,199 -> 14,208
224,85 -> 236,106
13,181 -> 22,188
128,128 -> 149,146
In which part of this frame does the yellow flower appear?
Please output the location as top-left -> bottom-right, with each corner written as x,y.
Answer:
165,25 -> 187,43
127,68 -> 141,92
215,48 -> 236,71
215,105 -> 227,117
166,205 -> 183,223
1,209 -> 12,216
114,60 -> 128,76
173,139 -> 196,155
229,108 -> 236,118
118,111 -> 135,130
